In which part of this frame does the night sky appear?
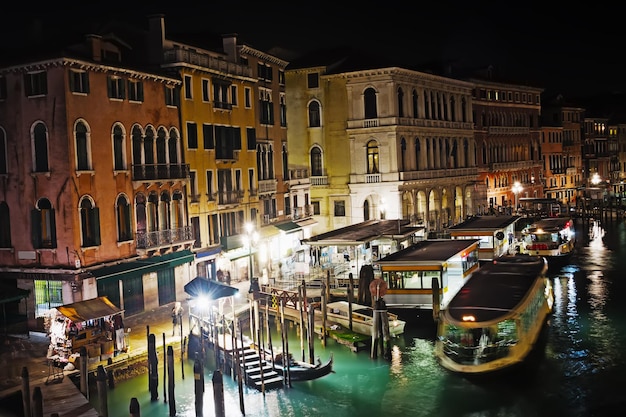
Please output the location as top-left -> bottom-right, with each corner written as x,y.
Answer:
3,2 -> 625,98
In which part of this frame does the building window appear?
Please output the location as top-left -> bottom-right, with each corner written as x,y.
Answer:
307,72 -> 319,89
75,120 -> 91,171
187,122 -> 198,149
165,85 -> 180,107
308,101 -> 320,127
0,128 -> 7,174
247,127 -> 256,150
259,89 -> 273,124
69,70 -> 89,94
367,140 -> 379,174
213,81 -> 231,109
206,170 -> 214,199
32,122 -> 49,173
244,87 -> 252,108
280,94 -> 287,127
312,201 -> 320,215
364,87 -> 377,119
189,171 -> 198,202
116,194 -> 132,242
112,124 -> 126,170
231,85 -> 238,106
107,76 -> 125,99
0,201 -> 11,248
24,71 -> 47,96
282,144 -> 288,180
278,70 -> 285,85
79,196 -> 100,247
202,79 -> 210,102
184,75 -> 192,99
334,200 -> 346,217
128,80 -> 144,102
34,280 -> 63,318
412,90 -> 419,118
32,198 -> 56,249
310,146 -> 322,176
397,87 -> 404,117
203,124 -> 215,150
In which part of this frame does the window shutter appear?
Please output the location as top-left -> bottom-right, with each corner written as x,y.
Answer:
92,207 -> 101,246
84,72 -> 90,93
234,127 -> 242,150
31,209 -> 41,248
138,82 -> 144,101
49,209 -> 57,248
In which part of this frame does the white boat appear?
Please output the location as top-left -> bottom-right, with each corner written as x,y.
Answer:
519,217 -> 575,260
434,255 -> 554,375
324,300 -> 406,337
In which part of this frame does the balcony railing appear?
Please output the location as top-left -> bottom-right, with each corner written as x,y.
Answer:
218,190 -> 243,205
136,226 -> 194,250
132,164 -> 190,181
162,49 -> 253,78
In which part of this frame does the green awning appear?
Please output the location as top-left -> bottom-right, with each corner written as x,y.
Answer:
90,249 -> 194,281
274,221 -> 302,234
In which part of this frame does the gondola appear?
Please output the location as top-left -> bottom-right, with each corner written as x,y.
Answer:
273,352 -> 334,382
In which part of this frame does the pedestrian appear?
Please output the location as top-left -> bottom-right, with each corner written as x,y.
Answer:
113,314 -> 126,353
172,302 -> 183,336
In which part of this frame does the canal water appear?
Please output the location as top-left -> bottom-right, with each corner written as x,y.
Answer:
91,218 -> 625,417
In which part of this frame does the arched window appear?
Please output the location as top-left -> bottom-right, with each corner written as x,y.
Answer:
169,128 -> 179,164
131,125 -> 143,177
0,201 -> 11,247
112,124 -> 126,171
147,192 -> 159,232
414,138 -> 421,170
157,127 -> 167,165
75,120 -> 91,170
363,200 -> 370,221
116,194 -> 132,242
412,90 -> 419,118
397,87 -> 404,117
172,191 -> 184,229
33,198 -> 56,248
135,193 -> 147,236
364,88 -> 377,119
366,140 -> 379,174
144,126 -> 155,166
159,191 -> 171,231
308,101 -> 321,127
79,196 -> 100,247
33,122 -> 49,172
310,146 -> 322,176
282,144 -> 288,180
0,128 -> 7,175
400,138 -> 407,171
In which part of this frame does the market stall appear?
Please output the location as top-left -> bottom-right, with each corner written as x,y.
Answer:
46,296 -> 124,369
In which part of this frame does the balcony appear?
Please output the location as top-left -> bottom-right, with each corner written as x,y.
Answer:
162,49 -> 253,78
311,176 -> 328,186
136,226 -> 194,250
258,179 -> 277,194
218,190 -> 243,205
132,163 -> 190,181
399,167 -> 478,182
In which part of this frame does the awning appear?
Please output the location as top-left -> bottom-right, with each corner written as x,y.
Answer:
295,218 -> 317,227
274,221 -> 302,234
184,276 -> 239,300
90,249 -> 194,280
56,296 -> 123,323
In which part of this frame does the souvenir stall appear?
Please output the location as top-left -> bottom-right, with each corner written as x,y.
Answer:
46,296 -> 124,371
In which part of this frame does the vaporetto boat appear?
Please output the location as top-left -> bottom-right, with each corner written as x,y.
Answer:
519,217 -> 575,260
434,255 -> 554,375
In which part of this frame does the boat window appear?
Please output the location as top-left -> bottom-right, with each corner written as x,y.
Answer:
383,270 -> 441,289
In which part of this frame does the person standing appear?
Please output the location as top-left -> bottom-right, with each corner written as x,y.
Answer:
113,314 -> 126,353
172,302 -> 183,336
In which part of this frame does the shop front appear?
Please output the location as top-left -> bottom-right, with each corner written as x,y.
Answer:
46,296 -> 124,369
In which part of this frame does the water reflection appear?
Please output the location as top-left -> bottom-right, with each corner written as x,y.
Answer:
94,219 -> 626,416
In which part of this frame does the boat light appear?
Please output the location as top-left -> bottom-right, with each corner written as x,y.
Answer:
462,315 -> 476,322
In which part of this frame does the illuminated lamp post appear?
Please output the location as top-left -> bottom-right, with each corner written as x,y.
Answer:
591,172 -> 601,186
512,181 -> 523,214
244,222 -> 259,282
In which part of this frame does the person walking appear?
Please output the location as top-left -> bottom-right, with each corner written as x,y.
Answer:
172,301 -> 183,336
113,314 -> 126,353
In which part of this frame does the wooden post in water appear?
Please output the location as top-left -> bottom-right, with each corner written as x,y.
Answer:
32,386 -> 42,417
348,273 -> 354,331
163,333 -> 167,403
298,284 -> 306,362
79,346 -> 88,397
370,302 -> 380,359
21,366 -> 30,417
236,319 -> 245,415
148,333 -> 159,401
212,370 -> 225,417
146,325 -> 150,391
325,270 -> 331,301
167,346 -> 175,417
193,354 -> 204,417
307,304 -> 315,364
281,300 -> 291,387
380,298 -> 392,360
129,397 -> 141,416
432,277 -> 441,322
97,365 -> 109,417
321,282 -> 327,346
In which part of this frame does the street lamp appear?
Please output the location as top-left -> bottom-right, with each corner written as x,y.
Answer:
591,172 -> 601,186
512,181 -> 523,213
244,222 -> 259,281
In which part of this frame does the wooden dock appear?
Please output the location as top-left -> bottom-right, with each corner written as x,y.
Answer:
32,374 -> 98,417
